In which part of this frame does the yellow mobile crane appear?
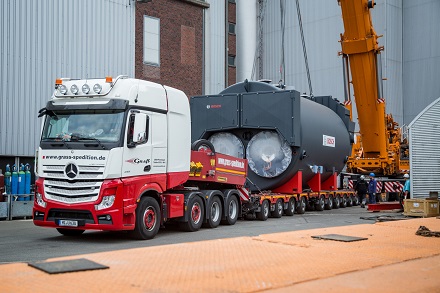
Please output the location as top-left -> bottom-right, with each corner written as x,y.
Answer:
338,0 -> 409,176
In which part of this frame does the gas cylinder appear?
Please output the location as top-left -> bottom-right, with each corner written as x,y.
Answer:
11,164 -> 18,195
18,164 -> 25,200
25,163 -> 31,200
5,164 -> 11,194
0,169 -> 4,201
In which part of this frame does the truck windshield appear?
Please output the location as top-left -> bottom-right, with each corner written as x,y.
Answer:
41,110 -> 125,143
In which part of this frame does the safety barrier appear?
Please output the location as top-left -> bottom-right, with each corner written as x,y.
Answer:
0,194 -> 34,220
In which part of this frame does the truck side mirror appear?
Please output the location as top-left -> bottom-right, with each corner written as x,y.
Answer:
127,112 -> 149,148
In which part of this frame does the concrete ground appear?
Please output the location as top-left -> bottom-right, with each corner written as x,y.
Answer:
1,217 -> 440,292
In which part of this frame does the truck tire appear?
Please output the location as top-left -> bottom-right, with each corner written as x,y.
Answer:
352,194 -> 359,206
191,139 -> 215,152
346,194 -> 353,207
256,200 -> 269,221
56,228 -> 85,236
221,195 -> 239,225
203,196 -> 222,228
284,197 -> 296,216
271,199 -> 283,218
181,196 -> 204,232
315,195 -> 325,211
333,195 -> 340,209
130,196 -> 161,240
325,195 -> 333,210
296,197 -> 306,214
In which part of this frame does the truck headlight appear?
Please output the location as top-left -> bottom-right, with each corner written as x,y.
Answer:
36,193 -> 47,208
71,84 -> 79,95
95,195 -> 115,211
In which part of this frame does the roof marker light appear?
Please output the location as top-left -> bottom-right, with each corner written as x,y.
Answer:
82,84 -> 90,94
55,79 -> 63,85
71,84 -> 79,95
93,83 -> 102,94
105,76 -> 113,83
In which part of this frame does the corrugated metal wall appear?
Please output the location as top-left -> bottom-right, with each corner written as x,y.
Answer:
403,0 -> 440,125
204,0 -> 226,95
0,0 -> 135,157
409,97 -> 440,198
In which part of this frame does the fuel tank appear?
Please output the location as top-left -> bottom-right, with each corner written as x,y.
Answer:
190,81 -> 354,191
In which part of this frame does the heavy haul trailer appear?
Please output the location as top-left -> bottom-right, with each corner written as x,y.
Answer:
190,80 -> 358,217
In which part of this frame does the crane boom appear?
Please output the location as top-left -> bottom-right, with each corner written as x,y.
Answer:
338,0 -> 409,176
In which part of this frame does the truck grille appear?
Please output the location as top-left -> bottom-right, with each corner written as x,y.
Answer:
42,164 -> 104,180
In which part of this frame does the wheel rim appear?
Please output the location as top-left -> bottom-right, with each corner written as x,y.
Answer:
211,201 -> 220,222
192,202 -> 202,224
328,196 -> 333,207
143,206 -> 157,231
320,197 -> 325,208
277,200 -> 283,214
301,198 -> 306,209
290,199 -> 295,213
263,201 -> 269,216
229,198 -> 237,219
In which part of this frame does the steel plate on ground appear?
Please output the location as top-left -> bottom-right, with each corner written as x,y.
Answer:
28,258 -> 109,274
311,234 -> 368,242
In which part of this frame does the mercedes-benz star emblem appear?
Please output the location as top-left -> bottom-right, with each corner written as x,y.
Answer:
65,163 -> 78,179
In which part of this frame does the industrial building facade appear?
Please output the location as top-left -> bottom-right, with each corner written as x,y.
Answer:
0,0 -> 439,181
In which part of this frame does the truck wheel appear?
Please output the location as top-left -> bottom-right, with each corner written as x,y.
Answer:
340,195 -> 347,208
352,194 -> 359,206
325,195 -> 333,210
271,199 -> 283,218
56,228 -> 85,236
333,195 -> 340,209
191,139 -> 215,152
130,196 -> 161,240
297,197 -> 306,214
256,200 -> 269,221
181,196 -> 204,232
285,198 -> 296,216
221,195 -> 239,225
204,196 -> 222,228
315,195 -> 325,211
346,194 -> 353,207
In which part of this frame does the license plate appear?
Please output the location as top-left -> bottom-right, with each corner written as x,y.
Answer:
58,220 -> 78,227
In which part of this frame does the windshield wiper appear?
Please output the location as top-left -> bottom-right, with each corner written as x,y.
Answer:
71,135 -> 107,150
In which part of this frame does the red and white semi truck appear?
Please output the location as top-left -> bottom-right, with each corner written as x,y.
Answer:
33,76 -> 357,240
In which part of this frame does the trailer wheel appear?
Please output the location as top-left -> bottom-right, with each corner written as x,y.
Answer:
315,195 -> 325,211
285,198 -> 296,216
346,194 -> 353,207
221,195 -> 239,225
204,196 -> 222,228
191,139 -> 215,153
271,199 -> 283,218
333,195 -> 340,209
181,196 -> 204,232
340,195 -> 347,208
130,196 -> 161,240
325,195 -> 333,210
352,194 -> 359,206
56,228 -> 85,236
296,197 -> 306,214
256,200 -> 269,221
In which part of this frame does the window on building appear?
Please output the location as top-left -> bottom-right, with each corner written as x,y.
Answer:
143,16 -> 160,66
228,23 -> 236,35
228,55 -> 236,67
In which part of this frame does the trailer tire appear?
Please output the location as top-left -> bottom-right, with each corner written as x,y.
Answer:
315,195 -> 325,211
56,228 -> 85,236
352,194 -> 359,206
340,195 -> 347,208
285,198 -> 296,216
271,199 -> 283,218
221,195 -> 239,225
346,194 -> 353,207
181,196 -> 204,232
325,195 -> 333,210
296,197 -> 306,214
191,139 -> 215,152
130,196 -> 161,240
333,195 -> 340,209
204,196 -> 222,228
256,200 -> 269,221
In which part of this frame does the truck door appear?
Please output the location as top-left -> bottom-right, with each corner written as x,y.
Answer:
122,110 -> 153,178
